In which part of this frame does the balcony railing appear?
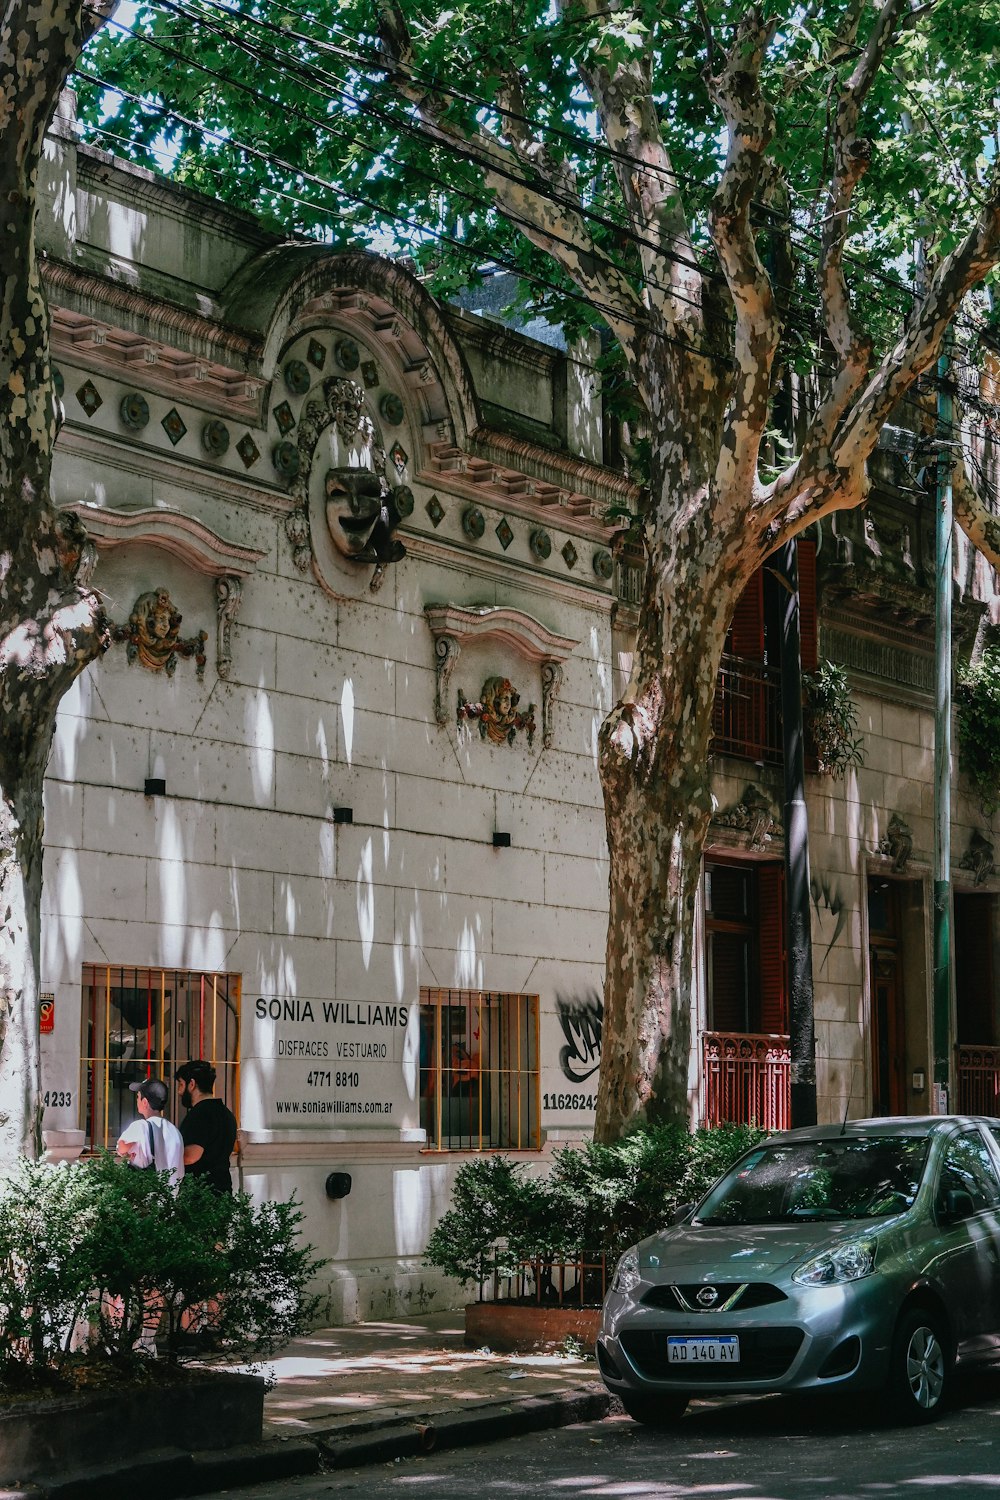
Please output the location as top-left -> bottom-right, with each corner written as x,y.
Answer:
956,1044 -> 1000,1115
702,1031 -> 791,1132
712,654 -> 783,765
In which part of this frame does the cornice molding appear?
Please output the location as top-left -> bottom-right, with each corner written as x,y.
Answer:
424,604 -> 579,664
68,503 -> 267,577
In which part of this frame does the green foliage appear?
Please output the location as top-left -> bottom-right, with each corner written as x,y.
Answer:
424,1155 -> 576,1288
76,1 -> 1000,362
0,1155 -> 323,1389
956,648 -> 1000,812
425,1123 -> 764,1294
0,1159 -> 101,1377
803,660 -> 865,779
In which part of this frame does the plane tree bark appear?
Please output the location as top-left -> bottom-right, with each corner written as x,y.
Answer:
0,0 -> 113,1165
374,0 -> 1000,1141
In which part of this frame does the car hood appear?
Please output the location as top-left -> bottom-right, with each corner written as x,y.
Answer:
637,1219 -> 886,1281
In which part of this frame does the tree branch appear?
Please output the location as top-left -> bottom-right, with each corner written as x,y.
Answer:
798,0 -> 913,472
375,0 -> 645,364
570,2 -> 704,343
953,439 -> 1000,572
706,7 -> 780,508
834,174 -> 1000,472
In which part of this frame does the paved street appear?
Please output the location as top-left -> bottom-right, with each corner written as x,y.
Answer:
202,1371 -> 1000,1500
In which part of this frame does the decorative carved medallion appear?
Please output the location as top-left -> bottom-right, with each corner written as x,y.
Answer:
714,784 -> 781,851
458,678 -> 536,748
120,392 -> 150,431
530,528 -> 551,561
961,830 -> 995,886
202,419 -> 230,456
111,588 -> 207,679
879,812 -> 913,873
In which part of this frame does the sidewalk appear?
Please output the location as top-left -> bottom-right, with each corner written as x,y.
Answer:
12,1313 -> 610,1499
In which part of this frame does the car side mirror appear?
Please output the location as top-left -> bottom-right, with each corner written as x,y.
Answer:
670,1202 -> 693,1225
939,1187 -> 976,1224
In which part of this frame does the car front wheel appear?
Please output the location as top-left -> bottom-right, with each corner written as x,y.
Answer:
619,1391 -> 688,1428
888,1307 -> 951,1423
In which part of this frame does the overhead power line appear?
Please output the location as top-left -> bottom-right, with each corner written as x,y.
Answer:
78,4 -> 1000,460
125,0 -> 999,352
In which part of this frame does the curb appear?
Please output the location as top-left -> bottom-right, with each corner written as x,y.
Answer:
319,1385 -> 612,1468
12,1384 -> 610,1499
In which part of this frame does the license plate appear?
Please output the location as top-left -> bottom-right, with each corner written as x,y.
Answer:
667,1335 -> 740,1364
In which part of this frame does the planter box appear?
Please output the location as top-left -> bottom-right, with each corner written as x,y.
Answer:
0,1368 -> 264,1485
465,1301 -> 602,1353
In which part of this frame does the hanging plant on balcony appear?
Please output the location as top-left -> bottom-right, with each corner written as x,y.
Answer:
956,647 -> 1000,813
803,661 -> 865,779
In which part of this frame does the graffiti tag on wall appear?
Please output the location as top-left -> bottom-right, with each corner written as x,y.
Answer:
556,989 -> 603,1083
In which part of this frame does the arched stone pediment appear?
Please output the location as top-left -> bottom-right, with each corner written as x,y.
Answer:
220,247 -> 481,454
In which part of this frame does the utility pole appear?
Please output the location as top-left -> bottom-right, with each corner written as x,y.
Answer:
932,339 -> 954,1113
776,540 -> 817,1127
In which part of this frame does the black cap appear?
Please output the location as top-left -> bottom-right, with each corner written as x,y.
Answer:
175,1059 -> 216,1091
129,1077 -> 169,1110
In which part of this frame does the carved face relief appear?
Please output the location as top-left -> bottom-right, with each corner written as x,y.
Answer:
325,468 -> 407,569
134,589 -> 182,664
111,587 -> 208,679
458,676 -> 536,748
331,381 -> 365,446
326,467 -> 385,558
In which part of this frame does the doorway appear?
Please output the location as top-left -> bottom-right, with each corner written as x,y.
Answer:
867,877 -> 928,1116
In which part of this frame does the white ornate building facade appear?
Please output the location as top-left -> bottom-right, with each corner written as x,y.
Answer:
34,95 -> 1000,1319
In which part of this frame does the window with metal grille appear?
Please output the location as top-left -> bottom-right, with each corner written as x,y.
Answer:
418,988 -> 541,1150
81,965 -> 240,1149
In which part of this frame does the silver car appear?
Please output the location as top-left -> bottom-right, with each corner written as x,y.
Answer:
598,1116 -> 1000,1425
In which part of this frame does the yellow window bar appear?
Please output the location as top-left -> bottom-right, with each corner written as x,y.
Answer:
419,987 -> 540,1152
81,964 -> 240,1149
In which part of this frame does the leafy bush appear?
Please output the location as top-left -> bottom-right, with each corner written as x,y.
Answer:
0,1153 -> 323,1389
957,648 -> 1000,812
803,660 -> 864,778
425,1122 -> 764,1297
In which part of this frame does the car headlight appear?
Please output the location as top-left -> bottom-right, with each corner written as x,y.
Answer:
792,1237 -> 878,1286
611,1248 -> 641,1295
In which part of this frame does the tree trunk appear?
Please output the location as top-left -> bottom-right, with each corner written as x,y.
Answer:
0,1 -> 117,1165
596,426 -> 749,1143
0,766 -> 47,1163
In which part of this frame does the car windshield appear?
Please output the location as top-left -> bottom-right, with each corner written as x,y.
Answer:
695,1136 -> 931,1225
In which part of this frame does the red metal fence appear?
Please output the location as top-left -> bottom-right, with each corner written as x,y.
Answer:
956,1045 -> 1000,1115
711,654 -> 783,764
702,1031 -> 791,1131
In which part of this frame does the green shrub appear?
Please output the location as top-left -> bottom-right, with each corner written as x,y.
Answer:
957,648 -> 1000,812
0,1158 -> 101,1380
425,1122 -> 765,1297
803,660 -> 865,778
0,1154 -> 324,1388
425,1155 -> 579,1289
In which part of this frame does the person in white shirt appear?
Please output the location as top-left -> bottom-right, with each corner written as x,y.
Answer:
117,1076 -> 185,1193
115,1076 -> 185,1355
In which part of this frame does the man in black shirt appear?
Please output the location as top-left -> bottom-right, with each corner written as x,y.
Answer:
175,1060 -> 238,1195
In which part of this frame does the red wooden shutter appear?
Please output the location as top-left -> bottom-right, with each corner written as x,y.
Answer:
757,863 -> 787,1034
709,933 -> 750,1032
797,537 -> 818,674
954,894 -> 995,1044
729,568 -> 765,661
